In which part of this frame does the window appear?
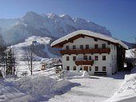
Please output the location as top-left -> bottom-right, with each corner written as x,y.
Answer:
73,45 -> 76,49
95,56 -> 98,61
94,38 -> 98,41
66,56 -> 69,61
67,66 -> 70,70
102,44 -> 106,49
66,45 -> 69,50
73,66 -> 76,70
73,56 -> 76,61
102,56 -> 106,60
102,66 -> 106,71
89,56 -> 92,60
89,67 -> 91,71
95,44 -> 98,49
80,45 -> 84,49
85,45 -> 89,49
95,66 -> 98,71
84,55 -> 88,60
108,41 -> 110,45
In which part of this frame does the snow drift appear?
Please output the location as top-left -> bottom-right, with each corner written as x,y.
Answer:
11,75 -> 80,101
107,70 -> 136,102
58,70 -> 90,79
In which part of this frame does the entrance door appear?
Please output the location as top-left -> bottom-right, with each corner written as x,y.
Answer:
84,66 -> 88,72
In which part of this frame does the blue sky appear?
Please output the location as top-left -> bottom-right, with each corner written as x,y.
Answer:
0,0 -> 136,42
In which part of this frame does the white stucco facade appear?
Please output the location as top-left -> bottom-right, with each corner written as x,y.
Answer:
51,30 -> 128,76
61,36 -> 117,75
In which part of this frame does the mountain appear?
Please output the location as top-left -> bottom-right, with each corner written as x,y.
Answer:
0,11 -> 111,45
122,41 -> 136,49
0,18 -> 19,31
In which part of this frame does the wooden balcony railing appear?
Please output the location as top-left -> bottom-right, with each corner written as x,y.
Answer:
60,48 -> 110,55
75,60 -> 94,66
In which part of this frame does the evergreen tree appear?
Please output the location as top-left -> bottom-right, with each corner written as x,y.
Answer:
0,34 -> 7,77
0,45 -> 6,77
5,48 -> 16,75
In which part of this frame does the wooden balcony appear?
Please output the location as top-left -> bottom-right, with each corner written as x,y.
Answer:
75,60 -> 94,66
60,48 -> 110,55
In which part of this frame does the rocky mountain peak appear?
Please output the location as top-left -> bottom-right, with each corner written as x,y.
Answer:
0,11 -> 111,45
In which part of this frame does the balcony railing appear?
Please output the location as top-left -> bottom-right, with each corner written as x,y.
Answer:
60,48 -> 110,55
75,60 -> 94,66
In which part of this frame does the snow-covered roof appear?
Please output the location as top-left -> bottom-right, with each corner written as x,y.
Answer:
51,30 -> 128,49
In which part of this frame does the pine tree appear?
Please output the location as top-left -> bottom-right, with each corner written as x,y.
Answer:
0,34 -> 7,78
5,48 -> 16,75
0,45 -> 6,77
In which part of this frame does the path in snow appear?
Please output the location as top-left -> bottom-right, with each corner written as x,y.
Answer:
49,74 -> 124,102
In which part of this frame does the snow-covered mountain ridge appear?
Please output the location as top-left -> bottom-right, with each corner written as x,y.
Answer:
0,11 -> 111,45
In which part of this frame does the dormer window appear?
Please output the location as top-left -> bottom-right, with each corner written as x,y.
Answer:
66,45 -> 69,50
102,44 -> 106,49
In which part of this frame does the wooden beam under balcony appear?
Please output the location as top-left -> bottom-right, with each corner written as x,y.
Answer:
60,48 -> 110,55
75,60 -> 94,66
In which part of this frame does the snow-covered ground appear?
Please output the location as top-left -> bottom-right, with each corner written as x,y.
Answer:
0,64 -> 125,102
0,77 -> 79,102
107,67 -> 136,102
15,61 -> 42,77
49,74 -> 124,102
0,68 -> 80,102
0,46 -> 135,102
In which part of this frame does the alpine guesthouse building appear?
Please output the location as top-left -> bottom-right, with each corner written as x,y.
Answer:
51,30 -> 128,75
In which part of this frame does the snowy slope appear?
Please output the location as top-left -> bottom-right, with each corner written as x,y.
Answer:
0,11 -> 111,45
11,36 -> 57,61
